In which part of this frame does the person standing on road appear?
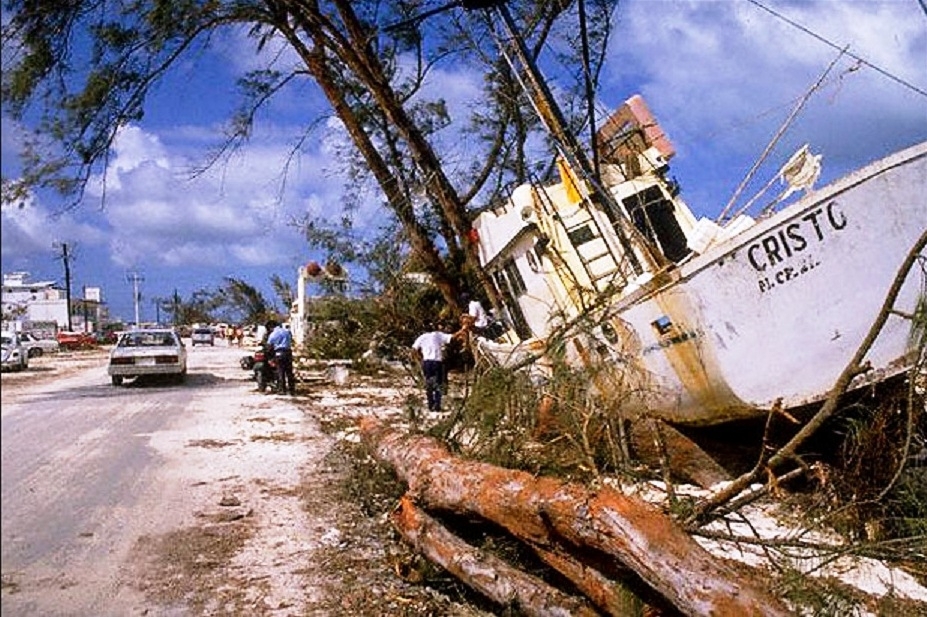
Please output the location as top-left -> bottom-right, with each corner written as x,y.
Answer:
266,320 -> 297,395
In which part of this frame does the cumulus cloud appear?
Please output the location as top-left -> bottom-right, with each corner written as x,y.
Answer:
2,0 -> 924,318
602,0 -> 926,214
80,122 -> 337,275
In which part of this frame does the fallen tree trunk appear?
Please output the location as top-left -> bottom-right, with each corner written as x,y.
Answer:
362,418 -> 791,617
525,539 -> 646,616
391,495 -> 601,617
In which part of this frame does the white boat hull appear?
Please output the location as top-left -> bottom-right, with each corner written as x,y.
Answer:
476,142 -> 927,425
611,142 -> 926,424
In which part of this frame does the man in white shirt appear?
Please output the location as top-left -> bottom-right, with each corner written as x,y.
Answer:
461,292 -> 489,335
411,322 -> 457,412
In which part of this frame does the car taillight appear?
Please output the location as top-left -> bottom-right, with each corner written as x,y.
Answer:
155,355 -> 178,364
111,357 -> 134,365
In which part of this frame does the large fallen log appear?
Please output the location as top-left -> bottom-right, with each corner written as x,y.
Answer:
362,418 -> 791,617
391,495 -> 600,617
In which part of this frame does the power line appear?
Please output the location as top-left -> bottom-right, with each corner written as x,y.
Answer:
749,0 -> 927,98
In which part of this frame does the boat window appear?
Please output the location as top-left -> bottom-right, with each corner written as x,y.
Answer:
567,225 -> 596,246
622,186 -> 691,263
526,249 -> 540,272
493,260 -> 532,340
652,315 -> 673,335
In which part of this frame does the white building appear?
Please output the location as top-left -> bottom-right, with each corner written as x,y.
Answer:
2,272 -> 68,331
1,272 -> 106,333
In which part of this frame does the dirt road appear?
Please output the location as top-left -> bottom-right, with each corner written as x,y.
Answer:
1,343 -> 489,616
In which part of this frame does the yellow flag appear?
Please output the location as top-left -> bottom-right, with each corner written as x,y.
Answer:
557,157 -> 583,203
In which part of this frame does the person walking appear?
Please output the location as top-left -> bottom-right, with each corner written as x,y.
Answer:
266,319 -> 297,395
411,322 -> 460,412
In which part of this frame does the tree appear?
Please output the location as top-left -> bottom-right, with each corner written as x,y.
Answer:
2,0 -> 618,314
217,277 -> 273,325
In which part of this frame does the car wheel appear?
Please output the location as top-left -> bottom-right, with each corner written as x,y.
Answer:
28,348 -> 42,358
111,375 -> 123,386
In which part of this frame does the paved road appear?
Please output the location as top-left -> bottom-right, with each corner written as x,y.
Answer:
0,341 -> 313,616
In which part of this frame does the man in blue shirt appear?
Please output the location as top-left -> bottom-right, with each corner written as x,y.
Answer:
266,320 -> 296,395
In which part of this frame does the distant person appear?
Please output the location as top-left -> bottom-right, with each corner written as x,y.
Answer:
266,320 -> 296,395
461,292 -> 489,335
411,322 -> 462,412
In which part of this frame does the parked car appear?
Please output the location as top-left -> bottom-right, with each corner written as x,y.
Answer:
20,331 -> 60,357
95,330 -> 119,345
191,327 -> 215,346
1,331 -> 29,372
56,330 -> 97,351
108,328 -> 187,386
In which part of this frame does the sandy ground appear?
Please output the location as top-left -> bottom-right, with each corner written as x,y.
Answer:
3,345 -> 925,616
1,345 -> 490,616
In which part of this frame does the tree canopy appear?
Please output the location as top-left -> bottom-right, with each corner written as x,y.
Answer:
2,0 -> 618,313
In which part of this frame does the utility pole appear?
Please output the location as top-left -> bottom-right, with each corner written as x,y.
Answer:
126,271 -> 144,327
54,242 -> 73,331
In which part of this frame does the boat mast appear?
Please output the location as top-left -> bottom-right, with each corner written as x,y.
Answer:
485,2 -> 649,275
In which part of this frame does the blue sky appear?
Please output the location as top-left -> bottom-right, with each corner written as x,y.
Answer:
2,0 -> 926,324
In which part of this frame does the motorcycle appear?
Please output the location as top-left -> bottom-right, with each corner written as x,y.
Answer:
250,343 -> 280,392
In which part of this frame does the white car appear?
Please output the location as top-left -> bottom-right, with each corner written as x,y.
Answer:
190,327 -> 215,346
1,331 -> 29,372
108,328 -> 187,385
20,331 -> 61,357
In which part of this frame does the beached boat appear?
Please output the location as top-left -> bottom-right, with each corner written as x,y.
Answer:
470,92 -> 926,426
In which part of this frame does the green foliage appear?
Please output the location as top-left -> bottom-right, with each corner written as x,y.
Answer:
300,295 -> 374,361
777,567 -> 861,617
830,380 -> 927,541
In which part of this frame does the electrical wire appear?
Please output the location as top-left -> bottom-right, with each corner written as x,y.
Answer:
748,0 -> 927,98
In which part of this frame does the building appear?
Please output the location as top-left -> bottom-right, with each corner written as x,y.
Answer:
1,272 -> 107,333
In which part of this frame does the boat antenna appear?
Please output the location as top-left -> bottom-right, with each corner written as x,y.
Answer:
716,46 -> 848,224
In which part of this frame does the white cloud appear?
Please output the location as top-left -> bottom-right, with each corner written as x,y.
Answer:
3,0 -> 924,318
601,0 -> 926,215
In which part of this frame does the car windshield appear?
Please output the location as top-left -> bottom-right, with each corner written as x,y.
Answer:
118,332 -> 177,347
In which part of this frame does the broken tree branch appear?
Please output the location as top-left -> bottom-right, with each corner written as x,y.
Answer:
362,418 -> 791,617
